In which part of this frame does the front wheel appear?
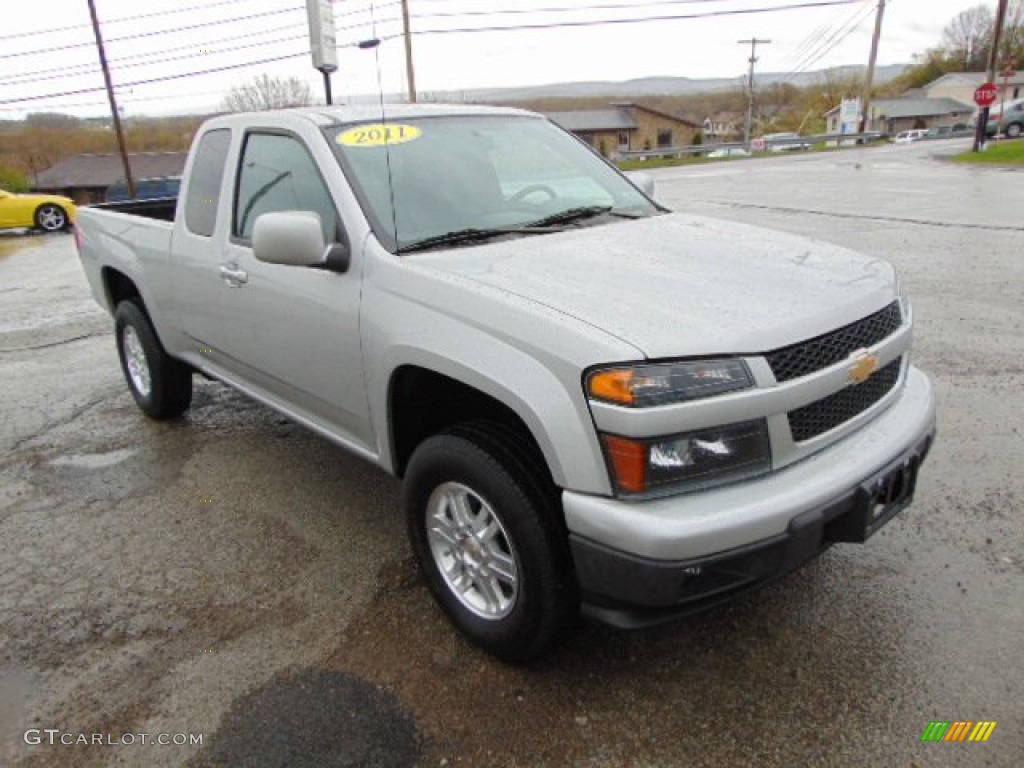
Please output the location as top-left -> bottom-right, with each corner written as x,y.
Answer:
35,204 -> 68,232
404,423 -> 578,662
114,300 -> 193,419
1007,123 -> 1022,139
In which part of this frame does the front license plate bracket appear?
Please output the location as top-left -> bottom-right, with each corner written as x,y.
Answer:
826,456 -> 920,543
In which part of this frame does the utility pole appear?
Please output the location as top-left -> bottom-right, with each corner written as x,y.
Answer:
401,0 -> 417,103
87,0 -> 134,199
738,38 -> 770,144
858,0 -> 886,136
974,0 -> 1010,152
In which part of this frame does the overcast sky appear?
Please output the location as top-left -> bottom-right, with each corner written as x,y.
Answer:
0,0 -> 992,118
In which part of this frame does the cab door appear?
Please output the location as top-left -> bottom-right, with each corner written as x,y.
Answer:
214,130 -> 371,450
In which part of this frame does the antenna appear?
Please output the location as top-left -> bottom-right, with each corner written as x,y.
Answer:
362,2 -> 400,252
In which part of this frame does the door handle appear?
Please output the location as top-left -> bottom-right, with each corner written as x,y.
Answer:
219,265 -> 248,286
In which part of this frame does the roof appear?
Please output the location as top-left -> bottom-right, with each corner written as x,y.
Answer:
611,102 -> 699,128
544,108 -> 637,132
872,97 -> 975,119
825,97 -> 975,119
222,103 -> 536,128
705,111 -> 744,122
35,152 -> 188,189
926,71 -> 1024,89
545,103 -> 699,132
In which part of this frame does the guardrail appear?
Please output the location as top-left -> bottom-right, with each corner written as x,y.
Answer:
618,131 -> 887,161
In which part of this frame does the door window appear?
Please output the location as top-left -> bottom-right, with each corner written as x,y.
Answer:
234,132 -> 338,242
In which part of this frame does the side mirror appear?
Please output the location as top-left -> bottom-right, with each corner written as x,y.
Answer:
252,211 -> 349,272
624,171 -> 656,199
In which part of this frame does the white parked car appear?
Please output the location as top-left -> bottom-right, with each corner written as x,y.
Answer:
893,129 -> 927,144
707,147 -> 751,158
761,132 -> 811,151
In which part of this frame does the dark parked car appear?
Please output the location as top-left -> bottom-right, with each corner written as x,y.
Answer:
105,176 -> 181,203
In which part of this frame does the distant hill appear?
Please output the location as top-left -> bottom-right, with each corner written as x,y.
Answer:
419,64 -> 907,103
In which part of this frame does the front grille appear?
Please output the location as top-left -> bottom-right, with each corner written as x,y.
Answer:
765,302 -> 902,383
788,359 -> 902,442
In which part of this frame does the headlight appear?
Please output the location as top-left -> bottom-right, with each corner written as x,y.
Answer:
587,359 -> 753,407
601,419 -> 771,497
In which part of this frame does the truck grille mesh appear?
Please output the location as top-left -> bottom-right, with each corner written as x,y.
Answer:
788,359 -> 902,442
765,302 -> 902,382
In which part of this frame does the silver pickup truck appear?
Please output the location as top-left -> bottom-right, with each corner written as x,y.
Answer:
76,105 -> 936,661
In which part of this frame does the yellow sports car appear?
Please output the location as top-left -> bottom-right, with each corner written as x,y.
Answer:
0,189 -> 77,232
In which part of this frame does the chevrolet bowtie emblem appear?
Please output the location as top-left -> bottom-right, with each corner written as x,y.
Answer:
849,350 -> 879,384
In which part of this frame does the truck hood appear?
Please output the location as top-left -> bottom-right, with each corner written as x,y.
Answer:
410,213 -> 898,359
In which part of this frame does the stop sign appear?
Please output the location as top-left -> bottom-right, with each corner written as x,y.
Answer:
974,82 -> 998,107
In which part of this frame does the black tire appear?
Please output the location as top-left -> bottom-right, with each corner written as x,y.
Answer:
34,204 -> 68,232
403,421 -> 578,662
1007,123 -> 1022,139
114,300 -> 192,419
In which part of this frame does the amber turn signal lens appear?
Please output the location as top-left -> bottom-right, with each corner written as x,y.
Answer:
588,369 -> 636,405
602,435 -> 647,493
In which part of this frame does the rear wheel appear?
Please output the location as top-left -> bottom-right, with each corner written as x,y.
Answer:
404,422 -> 578,662
1007,123 -> 1022,139
35,204 -> 67,232
114,300 -> 192,419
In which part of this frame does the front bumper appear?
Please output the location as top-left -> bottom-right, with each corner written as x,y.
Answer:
563,366 -> 936,627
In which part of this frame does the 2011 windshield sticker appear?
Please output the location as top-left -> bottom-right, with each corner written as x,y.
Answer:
337,124 -> 421,147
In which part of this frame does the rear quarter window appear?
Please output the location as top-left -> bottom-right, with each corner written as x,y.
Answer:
184,129 -> 231,237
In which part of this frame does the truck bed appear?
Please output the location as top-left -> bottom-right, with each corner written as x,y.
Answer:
86,197 -> 176,222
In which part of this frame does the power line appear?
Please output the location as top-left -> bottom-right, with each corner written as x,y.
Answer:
0,24 -> 310,83
0,12 -> 402,85
0,33 -> 313,86
779,0 -> 875,81
0,52 -> 307,106
0,36 -> 381,107
0,0 -> 868,108
0,90 -> 229,114
400,0 -> 866,37
0,6 -> 307,60
778,22 -> 832,68
0,0 -> 397,43
410,0 -> 746,19
0,0 -> 262,41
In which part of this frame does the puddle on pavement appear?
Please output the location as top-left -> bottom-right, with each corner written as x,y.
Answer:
187,666 -> 419,768
33,440 -> 195,504
48,448 -> 137,469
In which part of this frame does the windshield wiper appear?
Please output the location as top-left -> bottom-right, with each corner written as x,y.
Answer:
524,205 -> 642,229
400,226 -> 548,254
400,207 -> 644,253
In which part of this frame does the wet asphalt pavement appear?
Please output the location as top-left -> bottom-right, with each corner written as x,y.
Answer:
1,139 -> 1022,767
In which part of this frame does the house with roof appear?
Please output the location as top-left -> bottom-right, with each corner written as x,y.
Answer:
544,103 -> 699,157
33,151 -> 188,204
824,97 -> 975,135
924,71 -> 1023,105
702,111 -> 744,142
824,70 -> 1024,136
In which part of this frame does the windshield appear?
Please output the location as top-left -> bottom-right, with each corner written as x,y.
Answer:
325,114 -> 659,252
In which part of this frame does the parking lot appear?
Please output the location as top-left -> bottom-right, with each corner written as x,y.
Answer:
2,139 -> 1022,767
